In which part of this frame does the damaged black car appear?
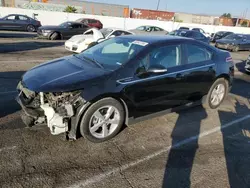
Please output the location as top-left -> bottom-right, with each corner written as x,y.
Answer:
17,35 -> 234,142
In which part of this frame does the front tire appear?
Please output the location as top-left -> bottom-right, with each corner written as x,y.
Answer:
80,98 -> 125,143
21,112 -> 35,127
202,78 -> 228,109
50,32 -> 60,40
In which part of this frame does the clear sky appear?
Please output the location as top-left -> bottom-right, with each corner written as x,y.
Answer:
85,0 -> 250,18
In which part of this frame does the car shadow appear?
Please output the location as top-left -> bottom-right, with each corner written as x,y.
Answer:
0,41 -> 64,53
0,31 -> 36,38
235,60 -> 247,74
161,77 -> 250,188
0,71 -> 25,120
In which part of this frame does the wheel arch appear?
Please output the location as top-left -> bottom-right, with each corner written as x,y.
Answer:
216,73 -> 230,83
73,94 -> 129,137
49,31 -> 62,40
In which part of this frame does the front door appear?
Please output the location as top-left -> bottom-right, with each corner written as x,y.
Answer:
121,43 -> 190,118
0,15 -> 17,30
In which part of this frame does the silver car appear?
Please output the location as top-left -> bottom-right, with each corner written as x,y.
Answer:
129,25 -> 168,35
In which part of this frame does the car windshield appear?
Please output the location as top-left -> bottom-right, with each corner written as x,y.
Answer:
59,22 -> 72,27
100,28 -> 113,38
224,34 -> 243,40
217,31 -> 226,36
76,37 -> 147,70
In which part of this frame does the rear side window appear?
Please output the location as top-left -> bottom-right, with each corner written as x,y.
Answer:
246,35 -> 250,40
154,27 -> 163,31
89,19 -> 97,23
192,32 -> 204,39
72,24 -> 81,28
18,16 -> 29,21
186,44 -> 212,64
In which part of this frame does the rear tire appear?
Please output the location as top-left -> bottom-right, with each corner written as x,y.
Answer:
50,32 -> 60,40
202,78 -> 228,109
80,98 -> 125,143
26,25 -> 36,32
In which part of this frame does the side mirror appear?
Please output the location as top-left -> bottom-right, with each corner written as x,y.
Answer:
147,67 -> 168,74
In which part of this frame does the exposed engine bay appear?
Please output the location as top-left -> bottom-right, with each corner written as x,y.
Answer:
17,82 -> 84,136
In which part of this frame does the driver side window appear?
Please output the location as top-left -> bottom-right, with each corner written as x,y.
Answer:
136,44 -> 181,74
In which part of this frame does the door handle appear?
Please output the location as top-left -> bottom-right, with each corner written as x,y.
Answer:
176,73 -> 183,80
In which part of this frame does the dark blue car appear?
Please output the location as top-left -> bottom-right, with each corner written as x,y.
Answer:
169,29 -> 210,44
215,34 -> 250,52
0,14 -> 41,32
17,35 -> 234,142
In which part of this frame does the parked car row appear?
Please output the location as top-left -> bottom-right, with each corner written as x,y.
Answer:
0,14 -> 104,32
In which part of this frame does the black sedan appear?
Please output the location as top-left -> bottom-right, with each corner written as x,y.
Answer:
0,14 -> 41,32
211,31 -> 234,42
17,35 -> 234,142
215,34 -> 250,52
37,22 -> 89,40
169,30 -> 210,44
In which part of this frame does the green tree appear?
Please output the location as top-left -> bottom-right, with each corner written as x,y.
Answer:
221,13 -> 232,18
241,21 -> 248,27
64,6 -> 77,13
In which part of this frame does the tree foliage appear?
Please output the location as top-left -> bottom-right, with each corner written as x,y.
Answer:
221,13 -> 232,18
241,21 -> 248,27
64,6 -> 77,13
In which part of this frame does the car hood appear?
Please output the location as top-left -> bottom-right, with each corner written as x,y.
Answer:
22,56 -> 109,92
68,34 -> 94,42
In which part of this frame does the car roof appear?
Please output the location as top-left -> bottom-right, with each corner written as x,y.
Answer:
6,14 -> 28,17
118,35 -> 194,44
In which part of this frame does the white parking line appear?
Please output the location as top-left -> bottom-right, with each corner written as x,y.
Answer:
0,146 -> 17,153
68,114 -> 250,188
0,91 -> 17,95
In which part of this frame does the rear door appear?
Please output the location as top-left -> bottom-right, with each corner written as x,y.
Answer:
181,42 -> 216,101
16,15 -> 30,30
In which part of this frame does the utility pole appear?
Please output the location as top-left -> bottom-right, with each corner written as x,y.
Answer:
156,0 -> 160,10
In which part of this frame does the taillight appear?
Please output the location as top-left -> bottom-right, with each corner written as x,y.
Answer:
226,56 -> 233,63
38,21 -> 41,26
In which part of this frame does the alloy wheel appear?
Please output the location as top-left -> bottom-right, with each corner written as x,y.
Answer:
89,105 -> 120,139
210,84 -> 225,106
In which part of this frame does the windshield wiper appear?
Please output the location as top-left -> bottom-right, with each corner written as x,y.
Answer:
76,55 -> 104,69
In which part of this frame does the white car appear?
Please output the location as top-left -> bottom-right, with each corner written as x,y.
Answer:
65,28 -> 134,53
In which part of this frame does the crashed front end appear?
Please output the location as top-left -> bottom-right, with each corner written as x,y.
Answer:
16,81 -> 85,138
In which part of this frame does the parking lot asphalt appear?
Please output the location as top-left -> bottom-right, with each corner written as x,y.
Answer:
0,31 -> 250,188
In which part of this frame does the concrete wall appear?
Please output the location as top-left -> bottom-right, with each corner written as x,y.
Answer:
1,7 -> 250,34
